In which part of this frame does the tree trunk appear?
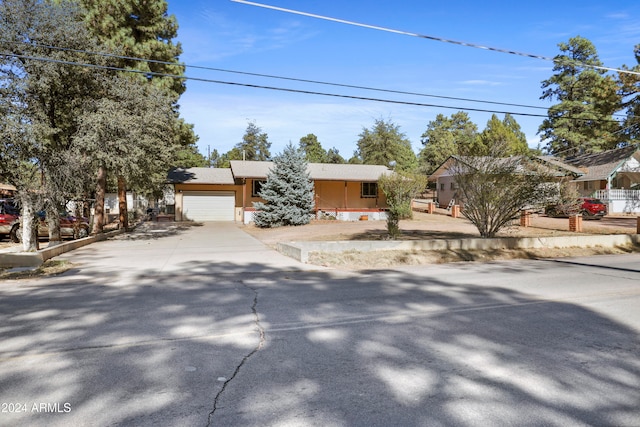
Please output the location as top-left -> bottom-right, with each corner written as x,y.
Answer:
118,175 -> 128,230
46,203 -> 62,247
93,165 -> 107,235
19,193 -> 39,252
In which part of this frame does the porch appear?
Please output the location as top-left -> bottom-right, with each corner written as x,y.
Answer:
594,189 -> 640,214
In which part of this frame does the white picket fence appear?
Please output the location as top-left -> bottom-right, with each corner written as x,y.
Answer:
594,190 -> 640,214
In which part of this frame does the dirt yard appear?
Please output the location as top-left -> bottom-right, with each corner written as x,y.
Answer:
243,210 -> 640,269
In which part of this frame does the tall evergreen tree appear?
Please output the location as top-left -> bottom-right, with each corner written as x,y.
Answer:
418,112 -> 478,174
227,121 -> 271,161
619,44 -> 640,142
79,0 -> 185,95
79,0 -> 197,230
253,144 -> 315,228
479,114 -> 530,155
299,133 -> 327,163
539,36 -> 621,155
326,147 -> 346,164
355,118 -> 417,171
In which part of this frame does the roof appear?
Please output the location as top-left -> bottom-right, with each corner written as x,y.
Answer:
169,162 -> 391,184
230,160 -> 390,181
167,167 -> 235,184
228,161 -> 273,178
536,156 -> 585,176
307,163 -> 390,181
564,146 -> 639,182
428,155 -> 556,181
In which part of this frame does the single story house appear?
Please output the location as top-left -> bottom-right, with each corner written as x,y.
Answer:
560,146 -> 640,213
427,155 -> 570,209
428,145 -> 640,214
167,161 -> 391,223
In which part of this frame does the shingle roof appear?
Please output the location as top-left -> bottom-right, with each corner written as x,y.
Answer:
536,156 -> 585,176
564,146 -> 639,181
307,163 -> 390,181
167,167 -> 235,184
228,161 -> 273,178
169,162 -> 391,183
229,160 -> 390,181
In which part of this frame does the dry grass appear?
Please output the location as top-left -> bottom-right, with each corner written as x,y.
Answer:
244,210 -> 640,268
0,260 -> 74,280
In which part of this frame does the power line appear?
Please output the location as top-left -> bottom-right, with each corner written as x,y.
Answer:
231,0 -> 640,77
0,50 -> 548,117
1,51 -> 625,125
3,39 -> 549,111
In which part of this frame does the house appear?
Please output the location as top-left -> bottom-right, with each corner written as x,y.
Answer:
428,146 -> 640,214
427,155 -> 568,208
0,183 -> 16,198
560,145 -> 640,213
167,161 -> 391,223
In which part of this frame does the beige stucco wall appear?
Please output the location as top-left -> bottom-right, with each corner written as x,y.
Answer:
173,179 -> 389,221
314,181 -> 387,210
436,176 -> 457,207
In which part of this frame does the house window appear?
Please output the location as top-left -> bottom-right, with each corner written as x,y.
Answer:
450,182 -> 457,190
440,183 -> 444,191
252,180 -> 266,197
583,181 -> 593,191
361,182 -> 378,198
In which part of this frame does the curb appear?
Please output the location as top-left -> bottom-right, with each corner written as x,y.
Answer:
277,234 -> 640,263
0,229 -> 124,268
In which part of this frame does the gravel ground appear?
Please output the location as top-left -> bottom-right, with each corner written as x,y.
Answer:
243,210 -> 640,268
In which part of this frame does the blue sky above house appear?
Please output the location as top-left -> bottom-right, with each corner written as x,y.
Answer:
167,0 -> 640,160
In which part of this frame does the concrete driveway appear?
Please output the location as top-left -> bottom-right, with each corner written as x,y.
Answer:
57,221 -> 319,275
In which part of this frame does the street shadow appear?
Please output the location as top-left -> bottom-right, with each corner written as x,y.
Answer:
0,259 -> 638,426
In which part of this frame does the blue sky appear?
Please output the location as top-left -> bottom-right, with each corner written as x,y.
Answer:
167,0 -> 640,160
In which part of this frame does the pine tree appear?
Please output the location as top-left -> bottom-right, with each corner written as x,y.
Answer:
299,133 -> 328,163
77,0 -> 197,231
355,118 -> 417,171
253,144 -> 315,228
226,121 -> 271,162
539,36 -> 621,155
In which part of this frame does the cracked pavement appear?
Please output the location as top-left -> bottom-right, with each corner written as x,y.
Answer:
1,222 -> 639,426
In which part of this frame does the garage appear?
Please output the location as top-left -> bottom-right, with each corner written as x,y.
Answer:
182,191 -> 235,221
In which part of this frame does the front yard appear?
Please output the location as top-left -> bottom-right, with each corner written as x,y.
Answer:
243,210 -> 640,268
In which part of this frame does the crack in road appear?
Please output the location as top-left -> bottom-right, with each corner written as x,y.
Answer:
206,283 -> 265,426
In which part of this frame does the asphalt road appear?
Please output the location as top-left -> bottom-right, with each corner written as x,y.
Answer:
0,223 -> 639,426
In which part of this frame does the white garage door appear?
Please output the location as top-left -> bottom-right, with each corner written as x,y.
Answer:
182,191 -> 235,221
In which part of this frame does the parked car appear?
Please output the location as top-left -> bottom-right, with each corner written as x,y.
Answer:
0,199 -> 20,241
10,211 -> 90,243
545,197 -> 607,220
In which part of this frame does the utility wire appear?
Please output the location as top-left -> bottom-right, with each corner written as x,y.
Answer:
231,0 -> 640,77
0,50 -> 548,117
3,39 -> 548,111
1,51 -> 625,124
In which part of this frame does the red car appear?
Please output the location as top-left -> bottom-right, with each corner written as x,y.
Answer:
580,197 -> 607,219
0,199 -> 20,241
545,197 -> 607,220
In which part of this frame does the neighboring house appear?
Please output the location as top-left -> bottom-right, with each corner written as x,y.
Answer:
167,161 -> 391,223
428,146 -> 640,214
560,145 -> 640,214
0,183 -> 16,198
427,155 -> 568,208
102,192 -> 149,221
